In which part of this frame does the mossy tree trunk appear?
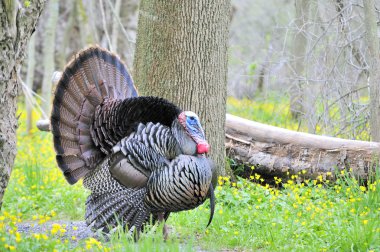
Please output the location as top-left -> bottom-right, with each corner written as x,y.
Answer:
134,0 -> 231,177
0,0 -> 46,209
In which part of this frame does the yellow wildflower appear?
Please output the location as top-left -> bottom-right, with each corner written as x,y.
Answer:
51,223 -> 61,235
15,232 -> 21,242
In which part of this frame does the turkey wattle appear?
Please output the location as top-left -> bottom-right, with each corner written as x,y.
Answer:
50,46 -> 215,236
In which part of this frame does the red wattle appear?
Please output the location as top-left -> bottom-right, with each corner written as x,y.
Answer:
196,142 -> 210,154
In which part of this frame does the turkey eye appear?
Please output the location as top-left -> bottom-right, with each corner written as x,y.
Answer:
189,116 -> 195,121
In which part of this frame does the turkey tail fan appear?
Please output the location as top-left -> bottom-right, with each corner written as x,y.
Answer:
51,45 -> 138,184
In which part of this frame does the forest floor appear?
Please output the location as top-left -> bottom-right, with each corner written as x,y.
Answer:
0,98 -> 379,251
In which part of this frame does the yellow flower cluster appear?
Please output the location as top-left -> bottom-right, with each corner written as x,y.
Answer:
50,223 -> 67,236
85,237 -> 103,249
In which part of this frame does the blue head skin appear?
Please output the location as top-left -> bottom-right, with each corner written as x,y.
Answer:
178,111 -> 210,154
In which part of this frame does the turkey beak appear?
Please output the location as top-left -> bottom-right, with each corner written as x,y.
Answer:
206,184 -> 215,228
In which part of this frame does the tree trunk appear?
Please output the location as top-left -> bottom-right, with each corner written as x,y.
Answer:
119,0 -> 139,68
0,0 -> 46,209
289,0 -> 310,119
57,2 -> 75,69
363,0 -> 380,142
111,0 -> 122,52
134,1 -> 231,177
26,33 -> 36,133
41,0 -> 59,118
226,114 -> 379,180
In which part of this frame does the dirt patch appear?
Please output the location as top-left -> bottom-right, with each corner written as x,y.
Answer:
16,220 -> 93,241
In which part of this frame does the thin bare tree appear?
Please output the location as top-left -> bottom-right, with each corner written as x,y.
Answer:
363,0 -> 380,142
26,33 -> 36,133
41,0 -> 59,117
289,0 -> 310,119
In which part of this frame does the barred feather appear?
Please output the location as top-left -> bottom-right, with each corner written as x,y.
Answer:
145,155 -> 213,213
83,158 -> 151,232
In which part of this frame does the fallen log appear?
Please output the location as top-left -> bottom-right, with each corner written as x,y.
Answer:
36,112 -> 379,180
225,114 -> 380,180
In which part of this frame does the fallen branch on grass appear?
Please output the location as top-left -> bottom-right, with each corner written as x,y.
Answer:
225,114 -> 379,179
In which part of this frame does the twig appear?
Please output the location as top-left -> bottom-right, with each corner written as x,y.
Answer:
105,0 -> 135,44
99,0 -> 113,51
328,85 -> 368,108
225,133 -> 251,145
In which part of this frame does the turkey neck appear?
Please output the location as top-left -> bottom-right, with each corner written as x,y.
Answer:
171,119 -> 197,155
91,96 -> 181,154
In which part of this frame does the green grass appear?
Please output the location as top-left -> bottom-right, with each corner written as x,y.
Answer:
227,96 -> 300,130
227,95 -> 370,140
0,100 -> 379,251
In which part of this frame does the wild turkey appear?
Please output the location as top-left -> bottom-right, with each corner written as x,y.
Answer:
50,46 -> 215,237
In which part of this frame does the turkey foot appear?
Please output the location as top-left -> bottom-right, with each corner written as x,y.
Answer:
158,212 -> 169,240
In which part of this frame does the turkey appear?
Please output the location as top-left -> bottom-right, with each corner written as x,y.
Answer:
50,45 -> 215,237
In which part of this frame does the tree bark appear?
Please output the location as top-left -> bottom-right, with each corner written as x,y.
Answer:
0,0 -> 46,209
41,0 -> 59,118
363,0 -> 380,142
134,0 -> 231,177
225,114 -> 380,179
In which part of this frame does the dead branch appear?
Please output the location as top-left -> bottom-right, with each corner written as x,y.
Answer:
225,114 -> 379,179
